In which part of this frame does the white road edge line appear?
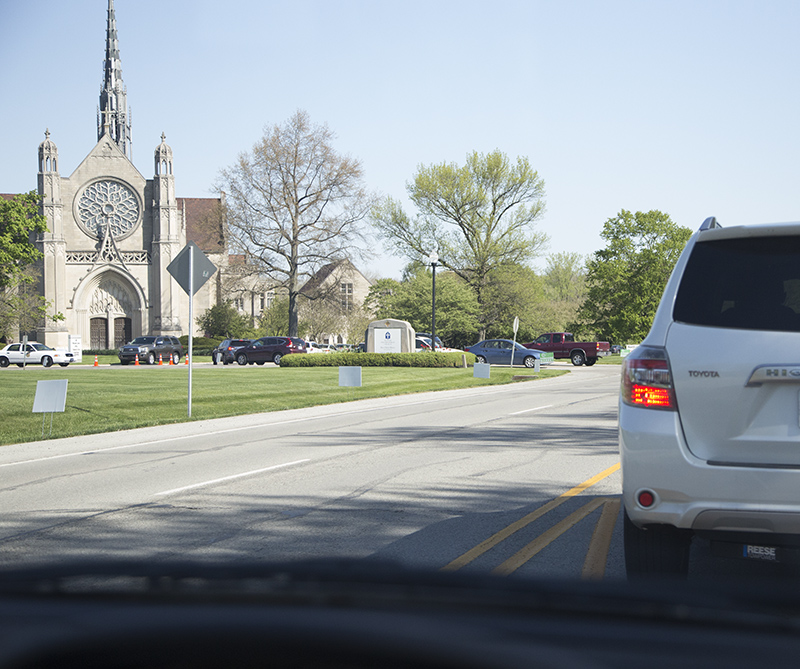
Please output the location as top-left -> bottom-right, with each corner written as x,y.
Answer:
1,386 -> 535,469
510,405 -> 552,415
153,459 -> 310,496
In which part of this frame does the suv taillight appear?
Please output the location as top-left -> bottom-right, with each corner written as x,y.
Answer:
621,346 -> 677,410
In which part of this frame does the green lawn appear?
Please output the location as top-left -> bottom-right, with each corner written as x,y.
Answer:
597,354 -> 624,365
0,365 -> 568,445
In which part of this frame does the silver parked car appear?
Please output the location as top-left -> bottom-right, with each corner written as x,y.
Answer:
620,217 -> 800,577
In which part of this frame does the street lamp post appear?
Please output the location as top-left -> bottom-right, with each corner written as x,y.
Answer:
428,250 -> 438,352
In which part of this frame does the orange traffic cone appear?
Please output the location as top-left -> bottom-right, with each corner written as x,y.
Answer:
184,354 -> 189,365
158,354 -> 163,365
135,354 -> 139,366
93,355 -> 98,367
169,354 -> 174,366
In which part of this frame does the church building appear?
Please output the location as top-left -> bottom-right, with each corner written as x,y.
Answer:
33,0 -> 224,350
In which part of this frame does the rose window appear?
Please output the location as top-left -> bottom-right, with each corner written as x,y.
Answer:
77,180 -> 141,239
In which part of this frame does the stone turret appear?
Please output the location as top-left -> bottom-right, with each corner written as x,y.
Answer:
36,129 -> 68,344
151,133 -> 182,335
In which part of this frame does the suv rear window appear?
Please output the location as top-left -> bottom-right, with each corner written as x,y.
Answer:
673,235 -> 800,332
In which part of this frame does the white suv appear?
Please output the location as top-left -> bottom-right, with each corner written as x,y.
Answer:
620,217 -> 800,576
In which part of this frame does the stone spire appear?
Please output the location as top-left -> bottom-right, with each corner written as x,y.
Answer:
98,0 -> 132,157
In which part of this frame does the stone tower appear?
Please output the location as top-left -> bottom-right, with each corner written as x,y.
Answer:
30,0 -> 224,349
97,0 -> 132,157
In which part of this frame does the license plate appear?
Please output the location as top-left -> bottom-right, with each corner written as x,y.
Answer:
742,544 -> 779,562
710,540 -> 783,563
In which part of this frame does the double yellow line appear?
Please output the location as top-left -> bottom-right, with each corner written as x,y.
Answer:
442,463 -> 621,579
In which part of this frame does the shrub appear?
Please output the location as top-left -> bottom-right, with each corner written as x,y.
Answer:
179,335 -> 217,349
281,351 -> 475,368
179,335 -> 217,357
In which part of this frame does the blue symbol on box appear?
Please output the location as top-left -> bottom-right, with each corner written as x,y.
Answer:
384,332 -> 391,339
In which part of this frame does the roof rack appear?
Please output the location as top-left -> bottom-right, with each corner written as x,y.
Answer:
699,216 -> 721,230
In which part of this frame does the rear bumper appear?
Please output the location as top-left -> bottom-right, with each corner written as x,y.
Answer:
620,403 -> 800,537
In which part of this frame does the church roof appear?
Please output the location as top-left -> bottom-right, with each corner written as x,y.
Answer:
300,261 -> 342,294
179,197 -> 225,254
300,259 -> 370,295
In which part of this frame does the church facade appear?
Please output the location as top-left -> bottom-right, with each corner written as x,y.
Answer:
34,0 -> 224,350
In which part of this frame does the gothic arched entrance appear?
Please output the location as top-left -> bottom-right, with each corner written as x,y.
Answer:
82,272 -> 143,349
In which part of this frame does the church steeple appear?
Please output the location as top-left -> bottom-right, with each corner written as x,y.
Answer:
97,0 -> 132,157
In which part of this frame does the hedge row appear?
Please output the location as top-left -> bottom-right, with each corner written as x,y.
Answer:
281,351 -> 475,368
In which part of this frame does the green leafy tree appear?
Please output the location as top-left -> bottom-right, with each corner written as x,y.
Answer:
372,150 -> 548,337
257,297 -> 311,337
366,269 -> 480,348
342,304 -> 373,347
537,252 -> 587,335
363,278 -> 402,317
196,302 -> 253,340
542,252 -> 586,303
574,210 -> 692,343
481,264 -> 546,342
0,192 -> 49,341
258,297 -> 290,336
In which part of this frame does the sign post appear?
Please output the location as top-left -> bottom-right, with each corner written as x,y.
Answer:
167,241 -> 217,417
510,316 -> 520,368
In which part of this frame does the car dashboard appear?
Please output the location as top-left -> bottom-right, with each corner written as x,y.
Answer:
0,561 -> 799,669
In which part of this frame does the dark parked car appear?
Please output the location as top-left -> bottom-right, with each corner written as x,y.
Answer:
235,337 -> 306,366
464,339 -> 541,368
118,336 -> 184,365
212,339 -> 252,365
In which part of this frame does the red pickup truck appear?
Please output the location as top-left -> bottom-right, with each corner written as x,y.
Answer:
523,332 -> 611,366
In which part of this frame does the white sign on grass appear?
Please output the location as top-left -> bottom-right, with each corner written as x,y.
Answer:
339,366 -> 362,387
474,362 -> 491,379
32,379 -> 68,413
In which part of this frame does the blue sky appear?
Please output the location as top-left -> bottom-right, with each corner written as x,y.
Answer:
2,1 -> 798,279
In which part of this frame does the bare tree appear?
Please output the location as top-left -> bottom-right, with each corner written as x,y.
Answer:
217,110 -> 373,336
298,296 -> 345,343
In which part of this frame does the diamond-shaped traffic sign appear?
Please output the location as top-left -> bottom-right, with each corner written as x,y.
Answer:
167,241 -> 217,296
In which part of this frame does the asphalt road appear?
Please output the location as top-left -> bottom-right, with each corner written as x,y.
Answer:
0,364 -> 624,576
3,363 -> 789,582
